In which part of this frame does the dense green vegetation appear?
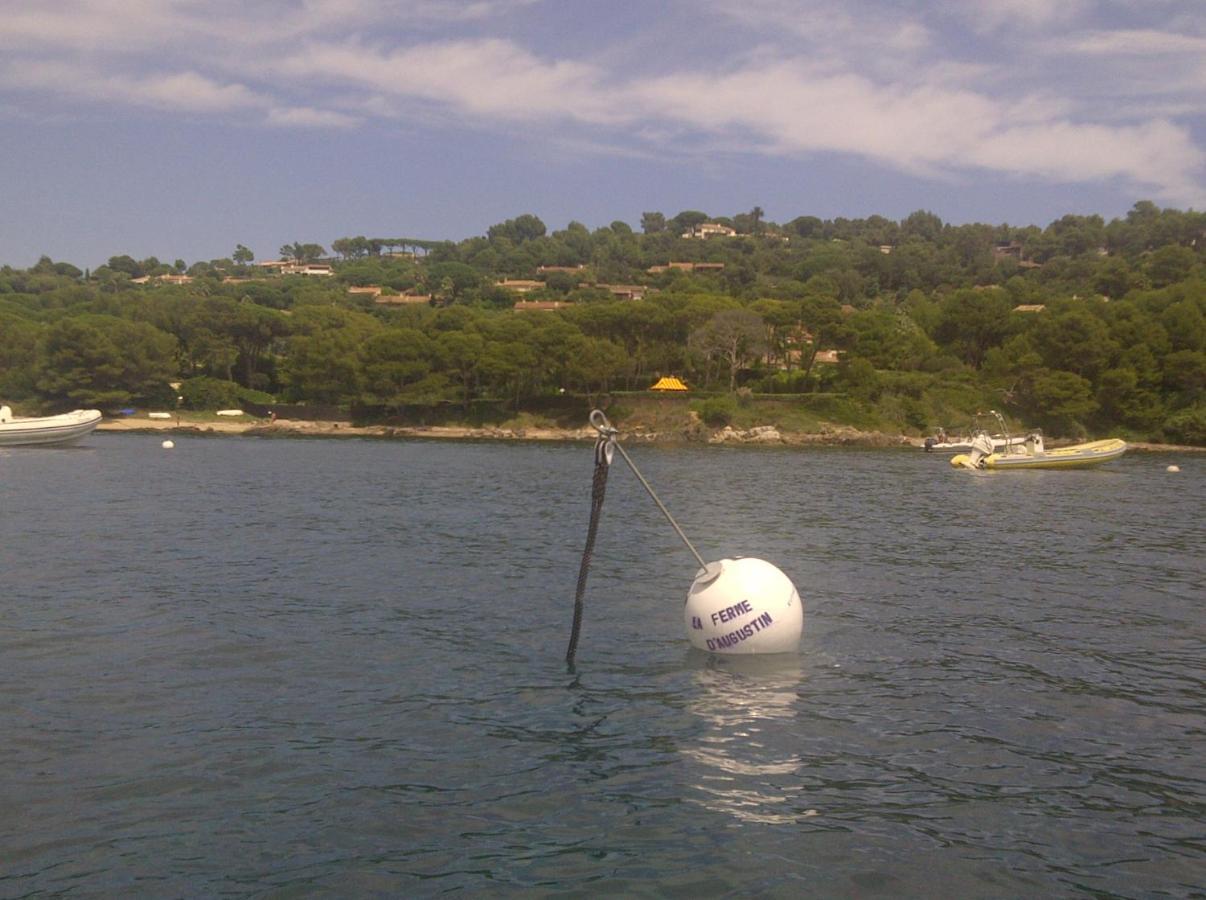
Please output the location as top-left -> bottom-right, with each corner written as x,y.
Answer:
1,202 -> 1203,443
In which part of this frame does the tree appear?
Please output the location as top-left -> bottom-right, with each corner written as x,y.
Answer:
224,302 -> 290,387
933,289 -> 1014,367
787,216 -> 823,238
689,309 -> 768,391
564,336 -> 629,400
640,212 -> 666,234
901,210 -> 944,242
279,242 -> 326,262
35,315 -> 176,409
106,255 -> 143,278
191,329 -> 239,381
1019,368 -> 1097,434
835,356 -> 881,400
425,262 -> 482,303
232,244 -> 254,265
1146,245 -> 1196,289
487,214 -> 546,243
750,205 -> 765,235
1162,350 -> 1206,401
0,315 -> 43,399
435,331 -> 485,411
478,339 -> 537,409
1028,307 -> 1116,381
360,328 -> 435,403
671,210 -> 709,234
280,307 -> 379,403
1096,367 -> 1164,430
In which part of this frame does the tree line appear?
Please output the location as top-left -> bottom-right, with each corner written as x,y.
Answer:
0,201 -> 1202,443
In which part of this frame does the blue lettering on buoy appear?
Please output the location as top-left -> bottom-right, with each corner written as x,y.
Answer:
710,599 -> 753,626
704,611 -> 774,651
691,616 -> 703,630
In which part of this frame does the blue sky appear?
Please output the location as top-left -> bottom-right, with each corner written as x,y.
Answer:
1,0 -> 1203,268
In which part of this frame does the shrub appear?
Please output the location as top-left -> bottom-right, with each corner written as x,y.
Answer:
179,376 -> 242,410
238,386 -> 276,406
1162,406 -> 1206,446
693,395 -> 737,427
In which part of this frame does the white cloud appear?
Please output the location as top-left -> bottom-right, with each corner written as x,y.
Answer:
0,60 -> 261,112
0,0 -> 1202,205
971,120 -> 1204,197
1067,29 -> 1206,55
961,0 -> 1093,30
127,71 -> 263,112
702,0 -> 933,76
267,38 -> 619,124
265,105 -> 360,128
631,59 -> 1204,203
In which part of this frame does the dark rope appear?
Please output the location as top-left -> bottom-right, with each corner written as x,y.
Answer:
566,435 -> 612,664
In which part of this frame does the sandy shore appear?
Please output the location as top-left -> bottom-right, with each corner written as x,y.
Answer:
98,414 -> 601,443
96,414 -> 1202,451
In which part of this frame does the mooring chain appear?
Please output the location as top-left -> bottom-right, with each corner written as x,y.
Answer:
567,410 -> 713,665
566,425 -> 615,664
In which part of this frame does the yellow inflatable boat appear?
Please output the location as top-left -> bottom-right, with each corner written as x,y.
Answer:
952,432 -> 1127,470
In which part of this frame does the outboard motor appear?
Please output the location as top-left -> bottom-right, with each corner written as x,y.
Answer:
963,431 -> 996,468
924,436 -> 935,452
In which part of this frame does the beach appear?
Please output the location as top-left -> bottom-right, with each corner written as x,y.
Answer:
96,413 -> 1202,451
98,414 -> 598,442
96,413 -> 934,447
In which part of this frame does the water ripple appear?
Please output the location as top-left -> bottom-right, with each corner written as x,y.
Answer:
0,437 -> 1201,896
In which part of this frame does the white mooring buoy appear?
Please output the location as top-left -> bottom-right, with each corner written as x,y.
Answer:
685,557 -> 803,654
161,439 -> 175,449
1167,464 -> 1180,473
567,410 -> 804,664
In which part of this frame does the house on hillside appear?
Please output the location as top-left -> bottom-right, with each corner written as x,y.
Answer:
497,279 -> 543,293
283,262 -> 334,276
598,284 -> 649,301
647,261 -> 725,274
682,222 -> 738,239
513,300 -> 574,312
130,273 -> 194,285
254,260 -> 335,276
374,293 -> 433,306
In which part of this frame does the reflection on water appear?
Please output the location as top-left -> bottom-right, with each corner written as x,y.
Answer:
683,655 -> 809,824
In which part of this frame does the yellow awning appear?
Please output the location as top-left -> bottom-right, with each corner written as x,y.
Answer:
650,376 -> 688,391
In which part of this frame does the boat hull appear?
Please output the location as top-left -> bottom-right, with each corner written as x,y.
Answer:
0,409 -> 103,447
952,438 -> 1127,470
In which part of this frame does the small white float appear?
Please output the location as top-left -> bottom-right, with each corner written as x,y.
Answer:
215,409 -> 245,417
148,412 -> 172,419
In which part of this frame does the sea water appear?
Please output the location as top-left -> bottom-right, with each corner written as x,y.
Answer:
1,434 -> 1202,896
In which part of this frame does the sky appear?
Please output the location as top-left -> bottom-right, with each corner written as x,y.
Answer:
0,0 -> 1203,268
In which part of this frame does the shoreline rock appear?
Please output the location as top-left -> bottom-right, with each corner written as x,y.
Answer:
95,415 -> 1200,451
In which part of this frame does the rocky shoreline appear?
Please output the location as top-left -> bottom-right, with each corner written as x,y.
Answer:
97,413 -> 924,447
95,414 -> 1201,451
